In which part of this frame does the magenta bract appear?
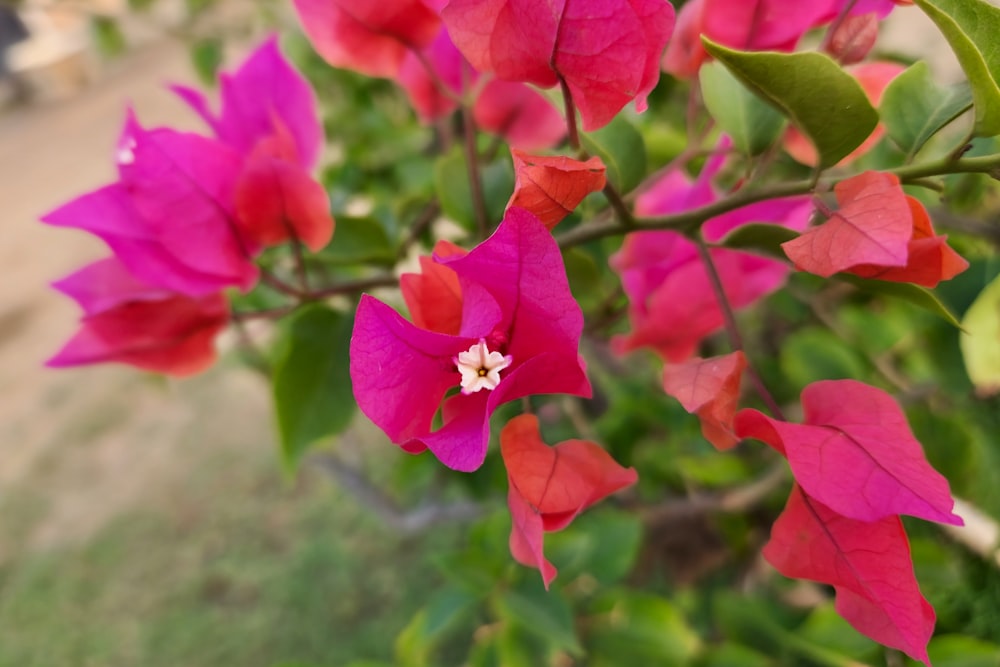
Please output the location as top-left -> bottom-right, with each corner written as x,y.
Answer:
350,208 -> 591,471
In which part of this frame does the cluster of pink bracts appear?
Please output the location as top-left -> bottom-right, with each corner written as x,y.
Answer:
43,1 -> 965,663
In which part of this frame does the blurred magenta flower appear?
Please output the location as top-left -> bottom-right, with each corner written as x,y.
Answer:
611,143 -> 811,361
350,208 -> 591,472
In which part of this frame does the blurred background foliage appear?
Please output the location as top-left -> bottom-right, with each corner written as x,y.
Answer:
1,0 -> 999,666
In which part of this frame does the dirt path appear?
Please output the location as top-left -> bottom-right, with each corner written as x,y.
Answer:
0,39 -> 274,556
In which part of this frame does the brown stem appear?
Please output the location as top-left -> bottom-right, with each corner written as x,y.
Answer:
696,237 -> 786,420
308,273 -> 399,299
602,181 -> 635,227
559,76 -> 581,150
397,200 -> 442,260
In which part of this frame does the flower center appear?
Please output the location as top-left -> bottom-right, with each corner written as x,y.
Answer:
454,339 -> 512,394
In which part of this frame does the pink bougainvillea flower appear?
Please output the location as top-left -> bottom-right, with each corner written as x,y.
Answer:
785,62 -> 905,166
47,257 -> 229,376
735,379 -> 962,525
765,485 -> 936,665
611,144 -> 811,361
473,80 -> 567,151
292,0 -> 440,78
781,170 -> 967,288
502,414 -> 637,588
442,0 -> 675,130
171,35 -> 323,169
350,208 -> 591,472
42,113 -> 258,296
663,0 -> 831,78
506,150 -> 606,230
400,239 -> 467,335
662,351 -> 747,450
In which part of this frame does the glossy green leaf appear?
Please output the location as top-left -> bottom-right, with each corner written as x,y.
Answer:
316,216 -> 395,267
581,116 -> 647,193
272,305 -> 356,471
433,148 -> 513,231
495,588 -> 583,656
840,274 -> 964,328
585,590 -> 701,666
880,61 -> 973,158
702,39 -> 879,168
700,61 -> 786,156
959,271 -> 1000,395
914,0 -> 1000,137
718,223 -> 800,260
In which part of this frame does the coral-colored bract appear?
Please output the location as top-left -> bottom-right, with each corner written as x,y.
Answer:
662,351 -> 747,450
502,414 -> 637,588
350,208 -> 591,472
506,150 -> 607,230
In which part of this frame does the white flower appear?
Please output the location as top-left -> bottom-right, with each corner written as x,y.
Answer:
454,339 -> 513,394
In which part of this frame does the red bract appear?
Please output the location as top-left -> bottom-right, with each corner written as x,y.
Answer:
502,414 -> 638,588
442,0 -> 675,130
397,27 -> 471,121
400,240 -> 467,335
350,208 -> 591,472
782,171 -> 912,278
848,196 -> 969,287
764,485 -> 935,665
735,379 -> 962,525
47,258 -> 229,376
292,0 -> 440,78
662,351 -> 746,450
506,150 -> 606,230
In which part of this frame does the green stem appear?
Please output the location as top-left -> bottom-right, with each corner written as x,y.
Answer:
556,151 -> 1000,249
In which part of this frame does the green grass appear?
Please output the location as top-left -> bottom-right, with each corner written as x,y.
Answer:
0,448 -> 458,667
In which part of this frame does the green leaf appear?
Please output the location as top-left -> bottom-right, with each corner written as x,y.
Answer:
433,149 -> 513,231
780,327 -> 868,390
840,275 -> 964,328
917,635 -> 1000,667
797,604 -> 878,660
394,588 -> 478,667
718,223 -> 800,260
495,588 -> 583,657
585,590 -> 701,666
272,305 -> 356,471
700,644 -> 774,667
316,216 -> 395,267
701,39 -> 879,168
581,116 -> 647,193
190,38 -> 224,87
699,61 -> 786,156
960,271 -> 1000,395
544,509 -> 643,585
880,61 -> 973,158
914,0 -> 1000,137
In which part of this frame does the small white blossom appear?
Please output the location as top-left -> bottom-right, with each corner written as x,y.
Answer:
454,339 -> 513,394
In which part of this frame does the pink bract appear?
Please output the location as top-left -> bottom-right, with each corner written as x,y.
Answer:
292,0 -> 441,78
442,0 -> 675,130
171,35 -> 323,169
350,208 -> 591,472
611,144 -> 811,361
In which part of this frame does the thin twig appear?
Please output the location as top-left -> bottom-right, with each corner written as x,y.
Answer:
310,452 -> 483,536
461,105 -> 490,239
308,273 -> 399,299
559,76 -> 581,151
696,237 -> 786,419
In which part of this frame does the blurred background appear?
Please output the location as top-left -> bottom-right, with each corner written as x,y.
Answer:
1,1 -> 998,666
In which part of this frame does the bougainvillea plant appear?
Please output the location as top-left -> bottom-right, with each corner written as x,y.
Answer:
43,0 -> 1000,663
